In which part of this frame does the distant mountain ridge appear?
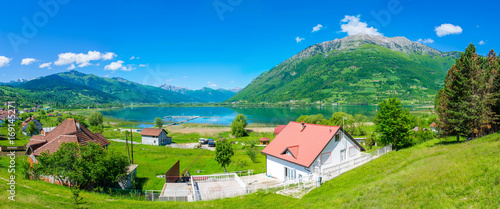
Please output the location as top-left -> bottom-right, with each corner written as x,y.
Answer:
229,34 -> 461,104
17,70 -> 235,104
158,84 -> 241,102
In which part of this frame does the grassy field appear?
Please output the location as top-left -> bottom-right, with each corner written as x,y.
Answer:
107,130 -> 274,190
2,131 -> 500,208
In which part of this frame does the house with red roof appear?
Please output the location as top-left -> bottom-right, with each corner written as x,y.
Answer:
140,128 -> 171,145
262,121 -> 365,182
274,125 -> 287,135
26,118 -> 111,164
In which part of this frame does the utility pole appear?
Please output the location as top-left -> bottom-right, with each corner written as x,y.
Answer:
130,128 -> 134,164
125,131 -> 130,163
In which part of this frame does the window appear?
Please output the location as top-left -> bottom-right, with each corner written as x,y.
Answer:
284,167 -> 296,180
321,152 -> 331,165
335,133 -> 340,141
349,146 -> 357,157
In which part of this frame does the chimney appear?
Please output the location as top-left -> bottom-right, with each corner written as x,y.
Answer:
76,122 -> 81,131
301,121 -> 305,131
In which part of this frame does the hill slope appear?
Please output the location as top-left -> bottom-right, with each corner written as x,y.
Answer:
2,133 -> 499,208
19,71 -> 198,104
230,34 -> 459,104
2,78 -> 118,106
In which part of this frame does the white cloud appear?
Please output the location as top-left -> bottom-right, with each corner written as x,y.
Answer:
103,74 -> 110,78
312,24 -> 323,32
130,56 -> 135,60
230,81 -> 234,83
104,60 -> 135,71
435,24 -> 462,37
208,83 -> 218,87
183,76 -> 188,78
138,64 -> 148,67
165,79 -> 173,82
479,40 -> 486,45
105,60 -> 124,71
417,38 -> 434,44
21,58 -> 38,65
340,15 -> 382,36
39,62 -> 52,69
54,51 -> 116,68
296,36 -> 305,43
0,56 -> 12,67
67,64 -> 76,70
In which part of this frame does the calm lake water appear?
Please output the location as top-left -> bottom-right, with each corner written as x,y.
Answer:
100,105 -> 387,126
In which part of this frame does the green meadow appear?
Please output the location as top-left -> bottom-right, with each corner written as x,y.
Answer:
1,131 -> 500,208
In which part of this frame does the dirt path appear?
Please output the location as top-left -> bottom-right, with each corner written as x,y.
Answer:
166,126 -> 275,135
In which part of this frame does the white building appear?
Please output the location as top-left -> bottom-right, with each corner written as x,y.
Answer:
140,128 -> 171,146
262,122 -> 365,182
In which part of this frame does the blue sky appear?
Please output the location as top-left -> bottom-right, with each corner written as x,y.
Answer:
0,0 -> 497,89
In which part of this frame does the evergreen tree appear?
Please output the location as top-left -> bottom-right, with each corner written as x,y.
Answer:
436,44 -> 499,140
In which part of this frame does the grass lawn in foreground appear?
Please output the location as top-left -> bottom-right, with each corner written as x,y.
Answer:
2,132 -> 499,208
107,139 -> 268,190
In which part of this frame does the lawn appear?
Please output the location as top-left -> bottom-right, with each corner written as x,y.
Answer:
107,135 -> 269,190
2,131 -> 500,208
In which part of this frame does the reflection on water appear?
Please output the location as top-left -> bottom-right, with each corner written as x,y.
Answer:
100,105 -> 422,125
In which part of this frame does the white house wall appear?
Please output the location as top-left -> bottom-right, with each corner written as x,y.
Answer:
311,129 -> 362,171
142,135 -> 160,145
266,155 -> 311,182
142,131 -> 171,146
265,129 -> 362,181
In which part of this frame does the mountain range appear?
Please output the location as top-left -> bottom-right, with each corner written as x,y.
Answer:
229,34 -> 460,104
4,70 -> 239,105
2,34 -> 462,106
158,84 -> 240,102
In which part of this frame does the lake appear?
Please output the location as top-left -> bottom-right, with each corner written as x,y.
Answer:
100,105 -> 388,126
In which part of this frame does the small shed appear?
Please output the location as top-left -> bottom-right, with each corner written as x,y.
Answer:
140,128 -> 171,146
119,164 -> 138,189
259,137 -> 271,145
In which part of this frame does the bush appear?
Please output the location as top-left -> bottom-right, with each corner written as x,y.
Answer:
246,148 -> 257,163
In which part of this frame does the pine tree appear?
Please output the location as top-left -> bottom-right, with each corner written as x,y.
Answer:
436,45 -> 499,140
437,44 -> 476,141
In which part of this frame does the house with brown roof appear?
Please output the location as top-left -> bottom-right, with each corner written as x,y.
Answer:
0,110 -> 18,122
140,128 -> 171,146
261,121 -> 365,182
22,117 -> 43,136
259,137 -> 271,145
26,118 -> 111,164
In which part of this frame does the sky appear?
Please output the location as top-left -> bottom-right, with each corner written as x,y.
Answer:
0,0 -> 497,90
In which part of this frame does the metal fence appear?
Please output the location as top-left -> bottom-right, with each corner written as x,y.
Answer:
146,145 -> 393,202
147,173 -> 248,202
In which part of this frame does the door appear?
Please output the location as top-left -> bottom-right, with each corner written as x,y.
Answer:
340,150 -> 346,162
